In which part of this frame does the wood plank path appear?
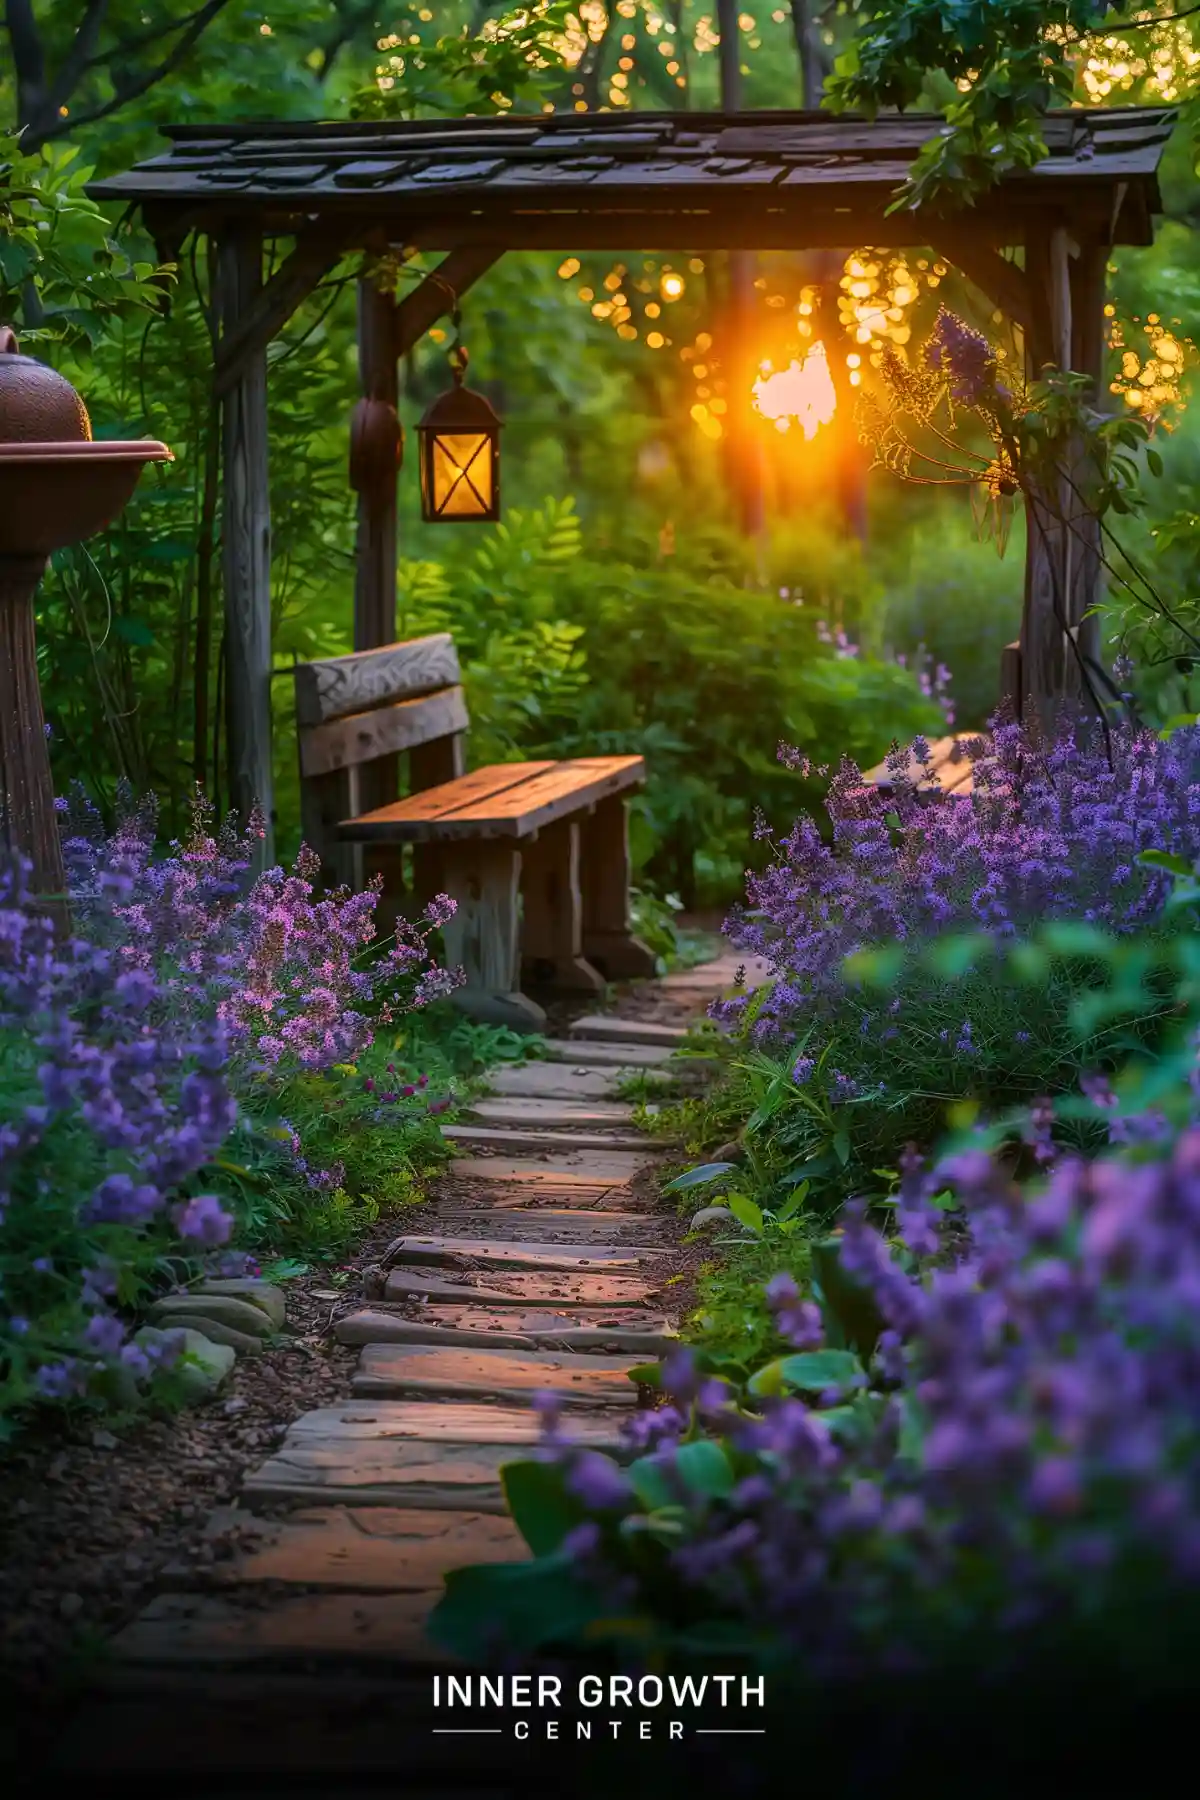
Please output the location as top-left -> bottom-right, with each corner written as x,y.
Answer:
102,948 -> 772,1676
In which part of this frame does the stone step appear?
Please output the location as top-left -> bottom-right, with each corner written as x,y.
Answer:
539,1038 -> 678,1067
438,1156 -> 636,1194
334,1304 -> 676,1355
568,1016 -> 692,1048
374,1267 -> 658,1309
384,1233 -> 664,1274
110,1591 -> 452,1668
487,1062 -> 659,1102
449,1143 -> 654,1180
469,1095 -> 638,1126
660,954 -> 775,991
447,1180 -> 659,1213
443,1125 -> 654,1155
428,1209 -> 668,1244
164,1505 -> 525,1593
352,1341 -> 647,1405
243,1401 -> 629,1510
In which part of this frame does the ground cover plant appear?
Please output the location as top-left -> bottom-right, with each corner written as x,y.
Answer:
0,787 -> 465,1436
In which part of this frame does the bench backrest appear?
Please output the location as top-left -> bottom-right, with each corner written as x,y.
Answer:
292,631 -> 468,882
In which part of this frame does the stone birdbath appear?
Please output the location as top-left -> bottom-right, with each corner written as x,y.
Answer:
0,326 -> 172,909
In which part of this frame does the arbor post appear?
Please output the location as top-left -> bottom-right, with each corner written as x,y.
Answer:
217,225 -> 275,867
351,275 -> 402,821
1020,227 -> 1075,733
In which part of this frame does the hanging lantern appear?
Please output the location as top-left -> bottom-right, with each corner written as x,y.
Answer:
417,344 -> 501,523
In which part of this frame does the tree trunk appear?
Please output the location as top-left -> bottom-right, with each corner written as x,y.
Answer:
790,0 -> 824,107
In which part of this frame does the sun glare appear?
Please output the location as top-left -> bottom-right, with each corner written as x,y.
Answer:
752,342 -> 838,438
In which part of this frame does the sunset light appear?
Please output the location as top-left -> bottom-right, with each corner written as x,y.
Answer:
752,342 -> 838,438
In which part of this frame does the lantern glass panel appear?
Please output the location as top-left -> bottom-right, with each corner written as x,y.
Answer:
430,431 -> 493,517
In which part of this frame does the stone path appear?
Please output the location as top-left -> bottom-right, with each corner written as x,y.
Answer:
99,950 -> 768,1680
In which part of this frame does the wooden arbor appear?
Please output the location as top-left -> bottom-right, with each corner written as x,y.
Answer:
90,106 -> 1175,854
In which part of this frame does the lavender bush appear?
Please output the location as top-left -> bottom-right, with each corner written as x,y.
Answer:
692,719 -> 1200,1218
728,718 -> 1200,1033
0,788 -> 459,1428
432,1118 -> 1200,1680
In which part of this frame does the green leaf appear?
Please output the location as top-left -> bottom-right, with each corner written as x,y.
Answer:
812,1237 -> 885,1358
429,1554 -> 607,1658
1137,849 -> 1194,878
628,1453 -> 677,1511
1039,921 -> 1118,957
626,1361 -> 663,1390
776,1349 -> 866,1395
664,1162 -> 737,1192
1147,447 -> 1164,478
774,1181 -> 809,1223
501,1459 -> 586,1554
832,1128 -> 851,1167
728,1194 -> 764,1234
926,932 -> 992,978
747,1358 -> 787,1400
842,944 -> 906,988
112,616 -> 155,647
672,1439 -> 736,1499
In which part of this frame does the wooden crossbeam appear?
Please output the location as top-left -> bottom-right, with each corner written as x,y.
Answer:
214,227 -> 350,399
930,236 -> 1032,333
391,246 -> 503,360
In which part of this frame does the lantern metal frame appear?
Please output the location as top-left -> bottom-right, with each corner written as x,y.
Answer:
416,342 -> 502,524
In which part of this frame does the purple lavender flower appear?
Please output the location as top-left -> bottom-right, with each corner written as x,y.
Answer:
172,1194 -> 233,1247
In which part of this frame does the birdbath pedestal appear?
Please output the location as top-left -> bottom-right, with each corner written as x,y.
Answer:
0,327 -> 172,905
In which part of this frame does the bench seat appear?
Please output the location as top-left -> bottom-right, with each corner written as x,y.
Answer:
862,732 -> 978,798
338,756 -> 645,842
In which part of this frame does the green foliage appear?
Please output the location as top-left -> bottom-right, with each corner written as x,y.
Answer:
0,129 -> 170,349
828,2 -> 1196,211
350,2 -> 572,118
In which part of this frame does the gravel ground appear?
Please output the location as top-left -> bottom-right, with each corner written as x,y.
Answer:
0,947 -> 725,1706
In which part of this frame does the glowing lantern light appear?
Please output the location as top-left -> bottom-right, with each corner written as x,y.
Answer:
660,271 -> 686,302
417,344 -> 501,523
752,342 -> 837,439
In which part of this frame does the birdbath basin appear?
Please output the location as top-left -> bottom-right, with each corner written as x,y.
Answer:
0,327 -> 172,910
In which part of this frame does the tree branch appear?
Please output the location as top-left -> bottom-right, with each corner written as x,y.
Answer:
6,0 -> 48,133
43,0 -> 110,127
28,0 -> 235,147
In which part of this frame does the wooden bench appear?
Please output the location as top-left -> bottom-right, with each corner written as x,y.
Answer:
862,733 -> 978,799
293,632 -> 655,1031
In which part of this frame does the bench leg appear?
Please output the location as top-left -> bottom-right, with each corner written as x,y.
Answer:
580,795 -> 657,979
438,838 -> 546,1033
363,843 -> 406,941
520,817 -> 606,994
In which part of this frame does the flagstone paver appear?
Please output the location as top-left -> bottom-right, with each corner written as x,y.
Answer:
443,1124 -> 656,1154
105,950 -> 744,1674
337,1305 -> 676,1355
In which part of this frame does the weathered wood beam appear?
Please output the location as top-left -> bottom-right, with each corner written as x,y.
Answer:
1066,235 -> 1111,685
294,633 -> 461,727
217,225 -> 275,867
929,236 -> 1032,334
351,275 -> 402,819
214,228 -> 349,400
392,246 -> 502,360
1020,227 -> 1080,733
